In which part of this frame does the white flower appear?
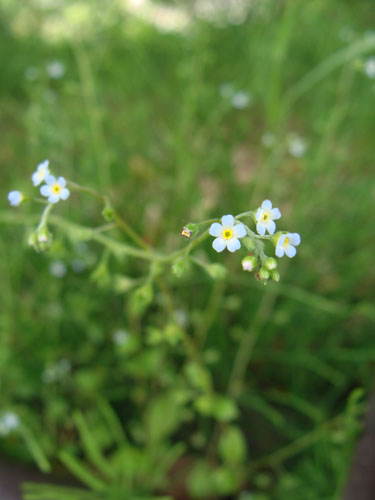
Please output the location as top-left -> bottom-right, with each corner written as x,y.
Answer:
288,136 -> 307,158
261,131 -> 275,148
40,175 -> 70,203
0,412 -> 20,435
232,90 -> 251,109
49,260 -> 67,278
32,159 -> 50,186
364,57 -> 375,79
112,329 -> 130,346
209,215 -> 246,253
8,190 -> 23,206
255,200 -> 281,235
46,60 -> 65,79
275,233 -> 301,258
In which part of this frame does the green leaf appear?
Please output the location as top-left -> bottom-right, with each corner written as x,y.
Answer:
218,426 -> 247,465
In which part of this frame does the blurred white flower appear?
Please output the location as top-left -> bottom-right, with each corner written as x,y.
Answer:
275,233 -> 301,258
40,175 -> 70,203
364,57 -> 375,79
255,199 -> 281,235
8,190 -> 23,207
288,135 -> 307,158
112,329 -> 130,346
46,60 -> 65,79
32,159 -> 50,186
42,358 -> 71,384
49,260 -> 67,278
209,215 -> 246,253
0,412 -> 20,435
232,90 -> 251,109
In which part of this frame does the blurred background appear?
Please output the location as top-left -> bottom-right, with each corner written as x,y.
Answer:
0,0 -> 374,499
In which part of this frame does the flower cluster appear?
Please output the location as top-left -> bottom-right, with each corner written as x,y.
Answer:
202,199 -> 301,283
7,159 -> 70,207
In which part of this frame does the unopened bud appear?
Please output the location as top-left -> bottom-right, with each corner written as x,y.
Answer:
242,237 -> 256,252
207,263 -> 227,280
264,257 -> 277,271
271,269 -> 280,282
258,267 -> 270,281
242,255 -> 257,272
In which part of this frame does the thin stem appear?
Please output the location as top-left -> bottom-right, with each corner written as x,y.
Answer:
36,203 -> 53,231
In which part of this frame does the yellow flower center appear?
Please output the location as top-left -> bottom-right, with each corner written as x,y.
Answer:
52,184 -> 62,194
261,212 -> 269,222
223,229 -> 233,240
283,237 -> 289,247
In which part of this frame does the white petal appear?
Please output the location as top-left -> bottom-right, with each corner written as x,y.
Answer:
46,175 -> 56,185
255,208 -> 262,221
234,223 -> 246,238
32,172 -> 41,186
271,208 -> 281,220
261,200 -> 272,210
256,222 -> 266,236
58,176 -> 66,187
212,238 -> 226,253
209,222 -> 222,237
275,244 -> 284,258
265,220 -> 276,235
291,233 -> 301,246
221,215 -> 234,227
285,245 -> 297,258
48,194 -> 59,203
227,238 -> 241,252
37,159 -> 49,171
60,188 -> 70,200
40,185 -> 51,196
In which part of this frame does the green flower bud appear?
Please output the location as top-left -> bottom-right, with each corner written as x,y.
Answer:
172,257 -> 190,277
241,255 -> 257,272
271,269 -> 280,282
258,267 -> 270,281
102,202 -> 115,221
28,226 -> 53,252
207,263 -> 227,280
264,257 -> 277,270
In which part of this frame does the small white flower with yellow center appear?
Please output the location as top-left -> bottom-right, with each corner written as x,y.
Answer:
8,190 -> 23,206
209,215 -> 246,253
255,199 -> 281,235
32,160 -> 50,186
275,233 -> 301,258
40,175 -> 70,203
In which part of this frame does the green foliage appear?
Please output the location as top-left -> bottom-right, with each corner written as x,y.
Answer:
0,0 -> 374,499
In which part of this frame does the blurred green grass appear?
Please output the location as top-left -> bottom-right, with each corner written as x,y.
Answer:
0,0 -> 374,499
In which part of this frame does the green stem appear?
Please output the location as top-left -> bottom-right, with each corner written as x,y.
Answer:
36,203 -> 53,231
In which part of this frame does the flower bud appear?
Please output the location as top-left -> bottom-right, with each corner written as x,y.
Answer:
271,269 -> 280,282
207,263 -> 227,280
258,267 -> 270,281
241,255 -> 257,272
172,257 -> 190,277
264,257 -> 277,271
28,226 -> 53,252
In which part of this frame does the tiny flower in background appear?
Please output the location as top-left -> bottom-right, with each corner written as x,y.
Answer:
255,200 -> 281,235
288,135 -> 307,158
209,215 -> 246,253
8,190 -> 23,207
32,159 -> 50,186
231,90 -> 251,109
40,175 -> 70,203
46,60 -> 65,79
0,412 -> 20,436
112,329 -> 130,346
49,260 -> 67,278
275,233 -> 301,258
364,57 -> 375,79
180,226 -> 192,239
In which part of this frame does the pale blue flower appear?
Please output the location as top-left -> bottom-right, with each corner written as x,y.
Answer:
32,159 -> 50,186
232,90 -> 251,109
8,190 -> 23,207
288,135 -> 307,158
364,57 -> 375,79
255,200 -> 281,235
46,60 -> 65,79
275,233 -> 301,258
40,175 -> 70,203
0,412 -> 20,435
209,215 -> 246,253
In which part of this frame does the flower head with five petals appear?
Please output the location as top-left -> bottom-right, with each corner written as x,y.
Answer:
275,233 -> 301,258
255,199 -> 281,235
209,215 -> 246,253
32,160 -> 50,187
40,175 -> 70,204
